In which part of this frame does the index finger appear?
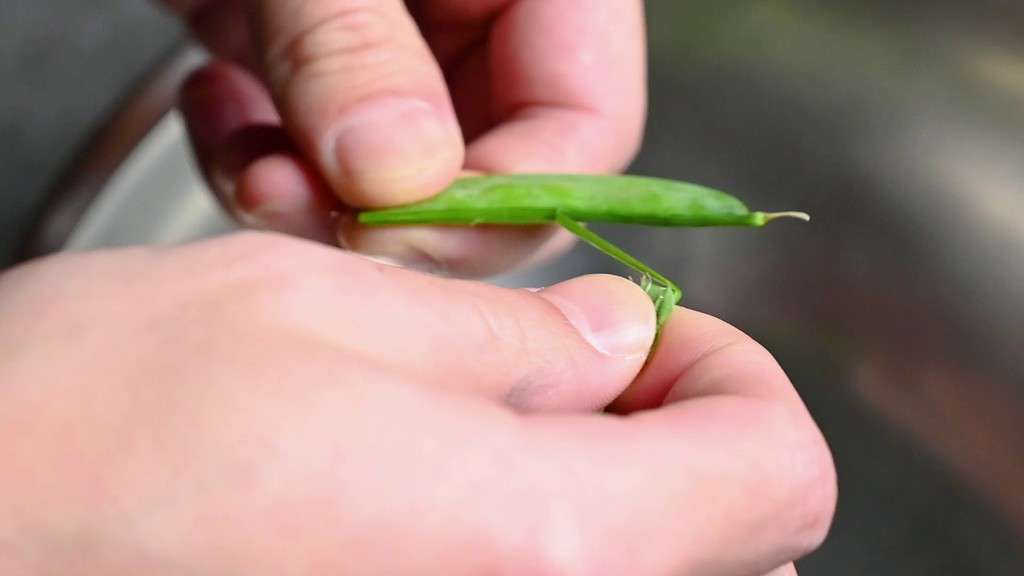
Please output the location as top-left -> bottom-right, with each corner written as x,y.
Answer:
443,0 -> 648,173
611,308 -> 809,413
519,309 -> 837,575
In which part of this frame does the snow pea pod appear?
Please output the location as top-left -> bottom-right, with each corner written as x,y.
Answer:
358,174 -> 808,332
358,174 -> 806,227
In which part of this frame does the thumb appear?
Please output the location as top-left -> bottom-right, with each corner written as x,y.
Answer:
243,236 -> 658,412
249,0 -> 465,208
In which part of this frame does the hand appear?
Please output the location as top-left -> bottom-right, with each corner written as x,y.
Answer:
161,0 -> 648,277
0,233 -> 834,575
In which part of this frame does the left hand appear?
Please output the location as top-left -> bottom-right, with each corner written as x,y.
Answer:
0,231 -> 834,575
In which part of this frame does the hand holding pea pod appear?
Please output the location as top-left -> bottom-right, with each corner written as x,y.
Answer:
359,174 -> 809,332
172,0 -> 649,277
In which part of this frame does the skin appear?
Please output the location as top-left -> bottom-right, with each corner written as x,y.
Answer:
0,232 -> 835,575
167,0 -> 650,277
0,2 -> 835,572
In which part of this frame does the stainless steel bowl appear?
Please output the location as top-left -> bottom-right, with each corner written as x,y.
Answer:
21,2 -> 1024,573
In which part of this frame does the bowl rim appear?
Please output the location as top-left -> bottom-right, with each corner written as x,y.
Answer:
15,43 -> 205,264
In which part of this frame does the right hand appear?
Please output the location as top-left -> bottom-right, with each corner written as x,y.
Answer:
0,232 -> 835,575
161,0 -> 650,278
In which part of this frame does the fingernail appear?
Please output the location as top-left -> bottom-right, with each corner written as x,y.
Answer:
327,98 -> 462,206
539,276 -> 656,358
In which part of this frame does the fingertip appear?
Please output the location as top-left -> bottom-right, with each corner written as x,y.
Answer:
251,0 -> 465,209
323,98 -> 466,208
179,61 -> 276,129
610,307 -> 804,414
234,154 -> 308,214
538,274 -> 656,360
235,153 -> 342,244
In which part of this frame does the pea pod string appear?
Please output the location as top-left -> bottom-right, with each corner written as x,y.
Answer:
358,174 -> 809,333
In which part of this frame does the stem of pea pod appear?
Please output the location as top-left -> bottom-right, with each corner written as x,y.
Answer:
554,212 -> 681,340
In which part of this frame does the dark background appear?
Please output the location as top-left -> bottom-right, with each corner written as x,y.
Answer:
0,1 -> 180,266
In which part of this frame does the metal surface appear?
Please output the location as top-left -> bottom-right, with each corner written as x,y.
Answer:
0,0 -> 181,266
18,46 -> 215,258
20,2 -> 1024,573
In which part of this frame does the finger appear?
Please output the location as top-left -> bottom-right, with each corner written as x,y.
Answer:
464,0 -> 648,173
180,63 -> 342,242
335,159 -> 575,277
120,239 -> 830,576
235,154 -> 341,244
249,0 -> 465,208
196,235 -> 656,412
516,310 -> 837,575
762,564 -> 799,576
177,62 -> 563,278
330,0 -> 645,276
337,219 -> 575,277
609,308 -> 806,413
179,61 -> 280,205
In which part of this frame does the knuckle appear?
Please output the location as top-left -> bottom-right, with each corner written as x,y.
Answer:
198,232 -> 323,306
235,268 -> 318,325
497,441 -> 610,576
466,290 -> 587,401
512,500 -> 594,576
468,291 -> 533,350
520,546 -> 590,576
762,404 -> 838,557
209,234 -> 374,323
451,492 -> 593,576
244,249 -> 319,295
267,3 -> 402,92
791,447 -> 838,556
205,232 -> 308,279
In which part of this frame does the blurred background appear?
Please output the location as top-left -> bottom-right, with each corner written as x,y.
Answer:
2,1 -> 1023,573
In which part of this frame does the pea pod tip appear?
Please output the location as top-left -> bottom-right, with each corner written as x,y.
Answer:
760,211 -> 811,224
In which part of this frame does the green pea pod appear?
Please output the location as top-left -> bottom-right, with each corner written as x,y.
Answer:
358,174 -> 808,334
